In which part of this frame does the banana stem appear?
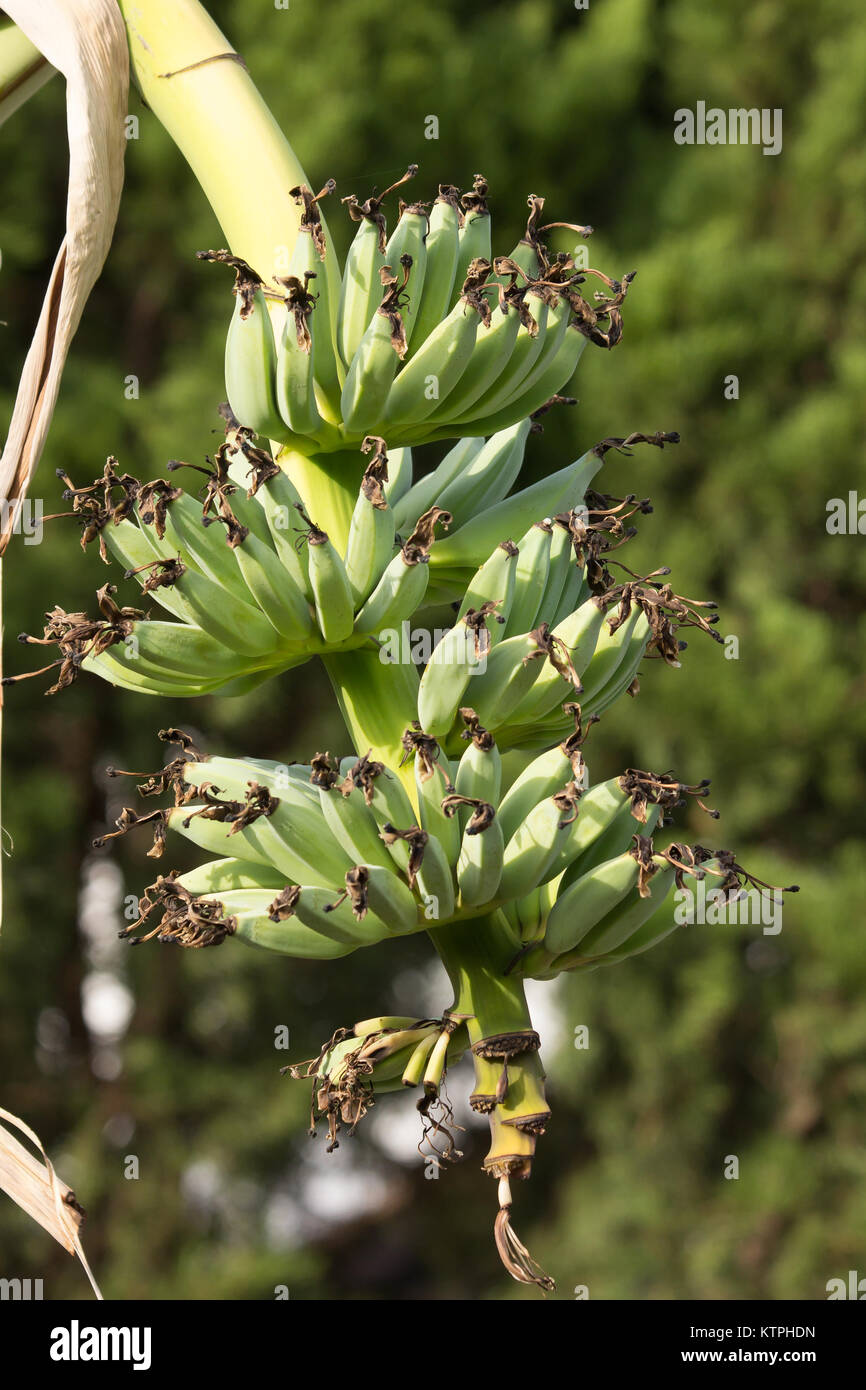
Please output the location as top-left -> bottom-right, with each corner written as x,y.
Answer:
432,916 -> 534,1043
280,448 -> 358,551
116,0 -> 340,308
323,645 -> 420,796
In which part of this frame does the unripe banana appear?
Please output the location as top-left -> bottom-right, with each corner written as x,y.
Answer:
354,547 -> 428,635
390,436 -> 483,533
383,446 -> 413,507
534,517 -> 573,626
298,509 -> 355,643
416,606 -> 494,738
461,630 -> 547,730
274,270 -> 323,442
431,293 -> 522,423
454,714 -> 502,809
578,605 -> 646,710
449,177 -> 491,309
457,540 -> 519,644
381,260 -> 491,431
341,258 -> 412,436
414,832 -> 456,923
384,202 -> 428,345
542,849 -> 644,958
450,798 -> 504,909
166,566 -> 283,657
336,166 -> 417,367
466,321 -> 586,439
316,777 -> 398,873
343,437 -> 397,605
197,251 -> 285,442
505,597 -> 606,728
428,445 -> 603,581
176,858 -> 288,895
232,529 -> 315,642
498,779 -> 582,901
406,187 -> 461,355
496,741 -> 578,843
155,491 -> 250,603
586,609 -> 652,716
503,522 -> 552,639
354,505 -> 450,634
288,184 -> 344,422
413,746 -> 461,865
220,891 -> 366,958
449,289 -> 551,426
574,860 -> 675,959
435,421 -> 531,528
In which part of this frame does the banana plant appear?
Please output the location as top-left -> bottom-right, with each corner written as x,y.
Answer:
1,0 -> 798,1292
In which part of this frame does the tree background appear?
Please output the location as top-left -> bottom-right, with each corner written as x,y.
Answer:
1,0 -> 864,1299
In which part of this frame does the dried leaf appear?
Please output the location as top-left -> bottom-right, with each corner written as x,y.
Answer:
0,0 -> 129,553
0,1105 -> 102,1297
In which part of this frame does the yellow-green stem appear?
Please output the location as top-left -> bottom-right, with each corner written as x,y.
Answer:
116,0 -> 340,310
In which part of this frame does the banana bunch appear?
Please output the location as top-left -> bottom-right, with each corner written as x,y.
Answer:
203,172 -> 631,452
9,422 -> 688,708
104,722 -> 741,960
9,432 -> 451,699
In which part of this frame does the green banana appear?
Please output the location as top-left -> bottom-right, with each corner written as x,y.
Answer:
503,522 -> 552,638
286,182 -> 342,421
504,597 -> 606,728
542,849 -> 644,957
298,509 -> 355,643
341,257 -> 412,436
428,445 -> 603,581
384,201 -> 428,345
498,777 -> 582,901
390,436 -> 483,533
457,539 -> 519,644
449,288 -> 551,426
274,270 -> 323,442
337,166 -> 417,369
454,714 -> 502,809
448,176 -> 491,309
451,798 -> 504,909
354,505 -> 450,635
176,858 -> 288,895
414,832 -> 456,923
578,605 -> 646,710
381,259 -> 491,431
461,630 -> 548,730
197,251 -> 285,442
416,607 -> 494,738
465,321 -> 587,439
406,186 -> 461,355
434,421 -> 531,527
343,437 -> 397,605
232,529 -> 314,642
383,446 -> 413,507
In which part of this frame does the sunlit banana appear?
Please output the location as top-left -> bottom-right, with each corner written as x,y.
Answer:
343,437 -> 398,605
406,186 -> 461,355
381,259 -> 492,430
390,436 -> 483,533
497,776 -> 582,901
337,165 -> 417,369
434,421 -> 531,527
448,175 -> 491,309
503,522 -> 552,639
341,257 -> 413,436
384,200 -> 428,346
457,540 -> 519,643
197,250 -> 285,442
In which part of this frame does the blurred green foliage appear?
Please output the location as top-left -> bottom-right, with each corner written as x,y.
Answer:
1,0 -> 863,1300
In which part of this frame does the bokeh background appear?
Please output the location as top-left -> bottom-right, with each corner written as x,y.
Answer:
1,0 -> 864,1300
